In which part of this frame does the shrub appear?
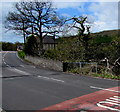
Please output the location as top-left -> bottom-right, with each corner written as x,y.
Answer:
18,51 -> 25,59
69,68 -> 80,74
43,49 -> 58,60
24,35 -> 39,56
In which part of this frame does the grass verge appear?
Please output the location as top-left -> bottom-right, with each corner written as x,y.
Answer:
18,51 -> 25,59
92,73 -> 120,80
68,68 -> 120,80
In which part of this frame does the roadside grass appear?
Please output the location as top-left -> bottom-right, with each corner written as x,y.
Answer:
92,73 -> 120,80
68,68 -> 120,80
17,51 -> 120,80
18,51 -> 25,59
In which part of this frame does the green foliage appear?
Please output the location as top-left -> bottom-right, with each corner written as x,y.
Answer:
92,35 -> 113,45
68,67 -> 120,79
43,30 -> 120,76
2,42 -> 23,51
24,35 -> 38,56
43,49 -> 58,59
68,68 -> 80,74
43,37 -> 84,61
112,64 -> 120,76
18,51 -> 25,59
92,73 -> 120,80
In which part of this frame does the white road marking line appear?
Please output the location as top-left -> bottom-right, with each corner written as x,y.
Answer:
2,51 -> 12,68
20,65 -> 25,67
114,96 -> 120,98
4,77 -> 24,80
97,96 -> 120,111
8,68 -> 30,75
109,97 -> 120,101
50,77 -> 65,83
37,76 -> 65,83
3,62 -> 6,65
4,78 -> 15,80
14,68 -> 30,75
90,86 -> 120,93
97,101 -> 120,111
30,65 -> 36,68
6,65 -> 11,68
32,66 -> 36,68
106,99 -> 120,103
0,108 -> 2,111
16,52 -> 24,62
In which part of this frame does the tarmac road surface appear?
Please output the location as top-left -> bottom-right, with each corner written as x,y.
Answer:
1,51 -> 119,111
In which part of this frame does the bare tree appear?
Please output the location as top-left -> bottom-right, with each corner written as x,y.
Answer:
5,0 -> 64,54
67,16 -> 92,61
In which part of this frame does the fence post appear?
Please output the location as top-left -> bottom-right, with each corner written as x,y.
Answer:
96,63 -> 98,74
63,62 -> 68,72
79,62 -> 82,73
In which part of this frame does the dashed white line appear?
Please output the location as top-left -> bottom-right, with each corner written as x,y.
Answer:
20,65 -> 25,67
3,62 -> 6,65
37,76 -> 65,83
50,77 -> 65,83
10,68 -> 30,75
90,86 -> 120,93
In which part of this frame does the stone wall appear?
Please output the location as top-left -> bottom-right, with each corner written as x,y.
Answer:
25,55 -> 63,71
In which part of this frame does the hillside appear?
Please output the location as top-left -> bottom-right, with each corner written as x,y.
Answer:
92,29 -> 120,37
56,29 -> 120,43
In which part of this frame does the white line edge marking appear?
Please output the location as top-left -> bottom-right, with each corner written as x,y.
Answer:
38,76 -> 65,83
4,77 -> 24,80
114,96 -> 120,98
97,96 -> 120,111
0,108 -> 2,111
109,97 -> 120,101
16,52 -> 24,62
2,51 -> 10,67
106,99 -> 120,103
2,52 -> 28,74
90,86 -> 120,93
13,68 -> 30,75
97,101 -> 120,111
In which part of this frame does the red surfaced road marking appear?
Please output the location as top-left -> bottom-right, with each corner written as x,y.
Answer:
36,86 -> 120,112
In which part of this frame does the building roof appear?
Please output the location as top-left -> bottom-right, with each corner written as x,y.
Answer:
43,36 -> 57,44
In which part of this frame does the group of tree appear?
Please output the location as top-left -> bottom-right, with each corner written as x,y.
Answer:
4,0 -> 120,75
5,0 -> 92,55
43,29 -> 120,75
5,0 -> 66,55
1,42 -> 23,51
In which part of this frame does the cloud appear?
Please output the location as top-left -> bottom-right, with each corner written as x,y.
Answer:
52,1 -> 82,9
88,2 -> 118,32
2,29 -> 24,43
1,0 -> 119,43
61,13 -> 71,18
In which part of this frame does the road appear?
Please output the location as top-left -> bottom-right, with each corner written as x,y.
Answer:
1,51 -> 119,111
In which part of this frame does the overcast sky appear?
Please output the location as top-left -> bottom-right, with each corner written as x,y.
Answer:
0,0 -> 119,43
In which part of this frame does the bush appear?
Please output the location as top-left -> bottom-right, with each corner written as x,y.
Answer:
43,49 -> 58,60
69,68 -> 80,74
18,51 -> 25,59
24,35 -> 39,56
92,73 -> 120,80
